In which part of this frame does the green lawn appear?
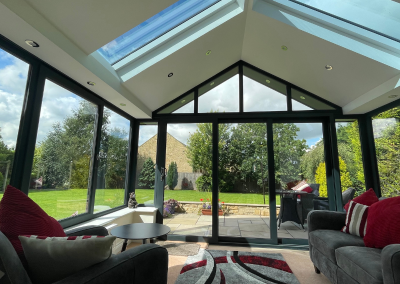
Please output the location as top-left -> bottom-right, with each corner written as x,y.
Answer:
0,189 -> 279,221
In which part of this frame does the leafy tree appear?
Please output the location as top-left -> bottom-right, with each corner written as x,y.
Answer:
31,101 -> 128,189
315,156 -> 352,198
315,162 -> 328,197
187,122 -> 307,193
166,161 -> 178,190
373,107 -> 400,197
0,128 -> 15,188
0,172 -> 4,190
138,158 -> 155,189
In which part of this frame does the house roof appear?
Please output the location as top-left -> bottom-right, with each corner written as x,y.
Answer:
1,0 -> 399,117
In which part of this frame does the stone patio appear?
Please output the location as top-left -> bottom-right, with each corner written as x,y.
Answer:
163,213 -> 308,239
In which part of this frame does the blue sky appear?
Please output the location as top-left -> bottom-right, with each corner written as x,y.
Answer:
0,48 -> 130,150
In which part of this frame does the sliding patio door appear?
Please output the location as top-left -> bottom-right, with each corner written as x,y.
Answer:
273,122 -> 329,243
217,122 -> 277,244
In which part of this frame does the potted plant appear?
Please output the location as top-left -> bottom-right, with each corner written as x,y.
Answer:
200,198 -> 225,216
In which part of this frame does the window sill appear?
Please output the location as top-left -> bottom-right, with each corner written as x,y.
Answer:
66,206 -> 158,231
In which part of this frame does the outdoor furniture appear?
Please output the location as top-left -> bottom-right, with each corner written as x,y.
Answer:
313,187 -> 356,210
276,190 -> 308,230
0,225 -> 169,284
111,223 -> 170,252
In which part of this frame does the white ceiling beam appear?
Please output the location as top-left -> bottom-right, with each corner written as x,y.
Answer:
343,74 -> 400,114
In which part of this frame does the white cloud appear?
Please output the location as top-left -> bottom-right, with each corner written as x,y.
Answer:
139,125 -> 157,146
0,50 -> 29,148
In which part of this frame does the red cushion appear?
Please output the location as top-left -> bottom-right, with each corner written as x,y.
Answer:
344,188 -> 379,211
364,196 -> 400,248
302,186 -> 313,193
0,185 -> 66,261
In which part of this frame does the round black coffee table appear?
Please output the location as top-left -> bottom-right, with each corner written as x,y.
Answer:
111,223 -> 170,252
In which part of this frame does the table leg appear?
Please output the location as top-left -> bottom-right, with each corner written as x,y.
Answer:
121,239 -> 128,252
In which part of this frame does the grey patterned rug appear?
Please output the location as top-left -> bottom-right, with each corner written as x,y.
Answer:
156,241 -> 201,256
175,249 -> 300,284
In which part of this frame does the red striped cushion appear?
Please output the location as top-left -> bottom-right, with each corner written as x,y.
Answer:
21,235 -> 105,240
291,180 -> 307,191
0,185 -> 66,262
341,201 -> 369,238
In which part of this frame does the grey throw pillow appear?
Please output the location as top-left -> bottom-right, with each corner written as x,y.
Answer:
19,235 -> 116,284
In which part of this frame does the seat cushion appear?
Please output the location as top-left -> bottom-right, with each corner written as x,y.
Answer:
309,230 -> 365,263
336,246 -> 383,284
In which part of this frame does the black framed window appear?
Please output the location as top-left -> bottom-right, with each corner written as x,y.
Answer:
94,107 -> 131,214
0,47 -> 30,200
134,122 -> 158,205
372,106 -> 400,198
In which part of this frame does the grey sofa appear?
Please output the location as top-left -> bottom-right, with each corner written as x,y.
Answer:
308,210 -> 400,284
0,225 -> 168,284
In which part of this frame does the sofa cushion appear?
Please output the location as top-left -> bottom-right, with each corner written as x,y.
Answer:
342,201 -> 369,238
309,230 -> 365,263
0,185 -> 66,263
336,246 -> 383,284
364,196 -> 400,249
344,188 -> 379,211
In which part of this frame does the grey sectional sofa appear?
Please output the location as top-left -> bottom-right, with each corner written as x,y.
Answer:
308,210 -> 400,284
0,225 -> 168,284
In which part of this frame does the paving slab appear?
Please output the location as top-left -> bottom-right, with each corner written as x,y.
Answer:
239,224 -> 269,232
219,226 -> 241,236
241,231 -> 271,238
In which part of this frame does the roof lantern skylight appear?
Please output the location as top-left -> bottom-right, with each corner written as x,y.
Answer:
290,0 -> 400,42
98,0 -> 221,65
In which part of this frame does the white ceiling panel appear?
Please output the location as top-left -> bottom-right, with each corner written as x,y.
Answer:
25,0 -> 178,54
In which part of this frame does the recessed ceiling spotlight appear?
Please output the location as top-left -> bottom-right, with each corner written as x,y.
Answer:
206,50 -> 212,55
168,73 -> 173,77
181,99 -> 186,103
281,45 -> 288,51
25,40 -> 39,48
388,94 -> 398,99
210,82 -> 215,86
300,96 -> 306,100
120,103 -> 126,106
265,79 -> 271,84
325,65 -> 333,70
87,81 -> 95,86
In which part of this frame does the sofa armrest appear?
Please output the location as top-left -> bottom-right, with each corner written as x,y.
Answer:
54,244 -> 168,284
307,210 -> 346,233
382,244 -> 400,284
65,225 -> 109,237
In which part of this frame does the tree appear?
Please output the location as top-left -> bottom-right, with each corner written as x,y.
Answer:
315,156 -> 352,198
138,158 -> 155,189
166,161 -> 178,190
31,101 -> 129,189
373,107 -> 400,197
186,122 -> 307,193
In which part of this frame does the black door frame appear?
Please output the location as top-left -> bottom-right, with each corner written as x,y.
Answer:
160,115 -> 339,246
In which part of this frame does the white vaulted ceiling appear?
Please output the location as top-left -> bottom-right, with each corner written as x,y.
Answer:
0,0 -> 399,118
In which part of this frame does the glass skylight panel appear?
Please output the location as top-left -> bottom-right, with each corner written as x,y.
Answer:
291,0 -> 400,42
98,0 -> 221,64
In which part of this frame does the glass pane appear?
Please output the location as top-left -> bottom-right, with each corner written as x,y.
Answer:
29,80 -> 97,220
0,48 -> 29,202
276,122 -> 326,239
164,123 -> 213,237
95,108 -> 130,213
98,0 -> 221,64
135,123 -> 157,204
372,107 -> 400,197
294,0 -> 400,42
218,123 -> 273,239
292,89 -> 335,110
243,66 -> 287,112
336,120 -> 365,197
158,92 -> 194,114
198,67 -> 239,113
